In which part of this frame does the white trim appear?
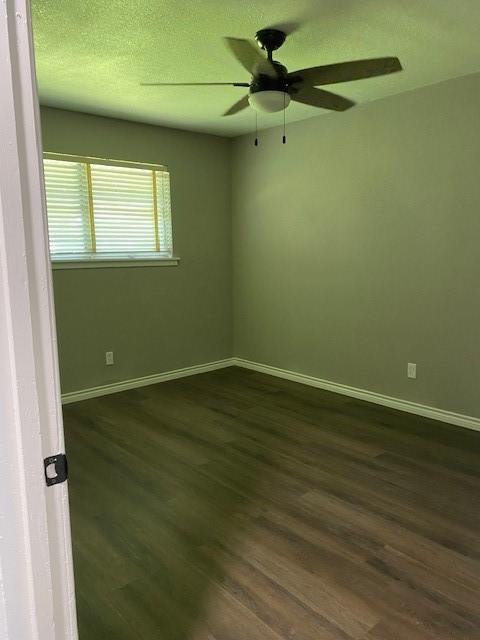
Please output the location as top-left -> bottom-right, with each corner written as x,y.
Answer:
52,256 -> 180,270
233,358 -> 480,433
0,1 -> 77,639
61,358 -> 236,404
44,151 -> 168,172
61,356 -> 480,433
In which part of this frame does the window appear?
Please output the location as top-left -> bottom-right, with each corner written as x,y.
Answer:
43,153 -> 174,266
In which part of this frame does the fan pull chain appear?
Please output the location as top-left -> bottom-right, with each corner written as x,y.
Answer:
283,93 -> 287,144
254,111 -> 259,147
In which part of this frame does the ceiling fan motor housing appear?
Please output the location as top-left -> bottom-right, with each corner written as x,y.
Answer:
250,61 -> 288,95
249,64 -> 290,112
250,30 -> 293,111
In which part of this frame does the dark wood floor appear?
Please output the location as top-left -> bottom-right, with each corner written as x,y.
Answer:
63,366 -> 480,640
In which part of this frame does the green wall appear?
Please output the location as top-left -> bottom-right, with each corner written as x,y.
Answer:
232,72 -> 480,418
41,107 -> 232,393
43,74 -> 480,419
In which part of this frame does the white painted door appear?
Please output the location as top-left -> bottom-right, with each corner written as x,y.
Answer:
0,1 -> 78,639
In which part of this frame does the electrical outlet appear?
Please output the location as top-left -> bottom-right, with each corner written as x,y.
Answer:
106,351 -> 114,366
407,362 -> 417,379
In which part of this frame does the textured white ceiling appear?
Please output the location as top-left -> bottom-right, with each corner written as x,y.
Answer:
32,0 -> 480,137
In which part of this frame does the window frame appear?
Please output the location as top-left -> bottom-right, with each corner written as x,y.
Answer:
43,152 -> 179,269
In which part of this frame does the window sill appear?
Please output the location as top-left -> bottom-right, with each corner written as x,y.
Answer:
51,255 -> 180,270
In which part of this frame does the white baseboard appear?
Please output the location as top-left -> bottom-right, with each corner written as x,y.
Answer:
61,358 -> 235,404
61,355 -> 480,433
232,358 -> 480,433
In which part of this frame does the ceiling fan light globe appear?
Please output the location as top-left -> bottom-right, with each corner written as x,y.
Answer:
248,90 -> 290,113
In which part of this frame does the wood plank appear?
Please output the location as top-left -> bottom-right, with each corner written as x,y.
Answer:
63,367 -> 480,640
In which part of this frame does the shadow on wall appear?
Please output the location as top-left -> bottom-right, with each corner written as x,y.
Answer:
63,367 -> 298,639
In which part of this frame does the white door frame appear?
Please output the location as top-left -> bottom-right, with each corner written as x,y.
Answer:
0,1 -> 78,639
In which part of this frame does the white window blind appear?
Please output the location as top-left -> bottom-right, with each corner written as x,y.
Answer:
43,159 -> 92,255
43,154 -> 173,261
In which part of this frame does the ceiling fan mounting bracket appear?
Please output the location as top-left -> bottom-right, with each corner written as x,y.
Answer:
255,29 -> 287,59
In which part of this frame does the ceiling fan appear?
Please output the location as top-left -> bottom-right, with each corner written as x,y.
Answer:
141,28 -> 402,116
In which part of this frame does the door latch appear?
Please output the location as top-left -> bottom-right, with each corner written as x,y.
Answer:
44,453 -> 68,486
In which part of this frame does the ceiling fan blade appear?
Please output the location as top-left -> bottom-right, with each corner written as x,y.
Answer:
290,57 -> 402,86
266,21 -> 300,35
224,37 -> 277,78
141,82 -> 250,87
223,95 -> 250,116
292,86 -> 355,111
